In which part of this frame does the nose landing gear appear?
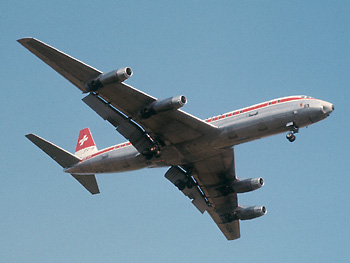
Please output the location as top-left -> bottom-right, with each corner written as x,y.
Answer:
286,122 -> 299,142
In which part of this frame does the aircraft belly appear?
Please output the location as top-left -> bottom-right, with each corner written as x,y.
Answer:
67,148 -> 150,174
171,134 -> 227,164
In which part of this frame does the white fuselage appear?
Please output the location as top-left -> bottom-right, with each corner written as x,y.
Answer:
65,96 -> 333,175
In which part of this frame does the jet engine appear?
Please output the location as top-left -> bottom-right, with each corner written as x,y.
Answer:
140,95 -> 187,118
235,205 -> 267,220
85,67 -> 133,91
231,178 -> 264,193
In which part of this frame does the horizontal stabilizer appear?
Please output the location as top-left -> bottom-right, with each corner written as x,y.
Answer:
71,174 -> 100,195
17,38 -> 101,92
26,133 -> 80,168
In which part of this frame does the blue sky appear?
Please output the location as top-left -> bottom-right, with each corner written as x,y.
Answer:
1,1 -> 349,262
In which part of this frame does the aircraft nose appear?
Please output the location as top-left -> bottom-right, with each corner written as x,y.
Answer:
322,102 -> 334,115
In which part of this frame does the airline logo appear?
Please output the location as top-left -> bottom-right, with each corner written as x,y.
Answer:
75,128 -> 96,153
79,135 -> 89,146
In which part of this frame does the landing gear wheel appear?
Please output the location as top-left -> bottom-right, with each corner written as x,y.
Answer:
186,179 -> 194,189
142,145 -> 161,159
286,122 -> 299,142
286,133 -> 296,142
175,180 -> 186,191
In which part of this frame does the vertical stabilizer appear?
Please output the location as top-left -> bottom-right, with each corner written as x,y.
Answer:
75,128 -> 98,158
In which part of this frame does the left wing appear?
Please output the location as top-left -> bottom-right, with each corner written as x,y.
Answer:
191,148 -> 241,240
171,147 -> 266,240
164,148 -> 241,240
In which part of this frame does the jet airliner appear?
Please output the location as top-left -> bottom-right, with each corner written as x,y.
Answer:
18,38 -> 334,240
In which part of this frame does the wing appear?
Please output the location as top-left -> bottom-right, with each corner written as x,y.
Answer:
17,38 -> 101,92
97,82 -> 217,144
164,147 -> 241,240
18,38 -> 217,146
191,148 -> 241,240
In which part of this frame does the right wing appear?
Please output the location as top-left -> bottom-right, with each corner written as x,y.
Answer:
17,38 -> 101,92
18,38 -> 218,148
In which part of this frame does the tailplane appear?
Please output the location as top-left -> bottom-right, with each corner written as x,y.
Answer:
75,128 -> 98,158
26,134 -> 80,168
25,132 -> 100,195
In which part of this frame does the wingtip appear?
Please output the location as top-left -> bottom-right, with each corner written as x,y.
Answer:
17,38 -> 42,48
17,37 -> 33,44
25,133 -> 40,142
25,133 -> 33,138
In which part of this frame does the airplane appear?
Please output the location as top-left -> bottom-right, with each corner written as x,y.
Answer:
18,38 -> 334,240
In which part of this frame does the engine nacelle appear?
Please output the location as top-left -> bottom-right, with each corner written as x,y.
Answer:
231,178 -> 264,193
85,67 -> 133,91
152,95 -> 187,112
140,95 -> 187,118
235,205 -> 267,220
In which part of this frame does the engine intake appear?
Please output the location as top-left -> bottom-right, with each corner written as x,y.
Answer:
85,67 -> 133,91
235,205 -> 267,220
140,95 -> 187,118
231,177 -> 264,193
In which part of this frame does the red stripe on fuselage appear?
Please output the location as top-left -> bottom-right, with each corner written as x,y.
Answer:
80,143 -> 132,162
205,96 -> 307,123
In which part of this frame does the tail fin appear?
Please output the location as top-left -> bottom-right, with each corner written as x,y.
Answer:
75,128 -> 98,158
